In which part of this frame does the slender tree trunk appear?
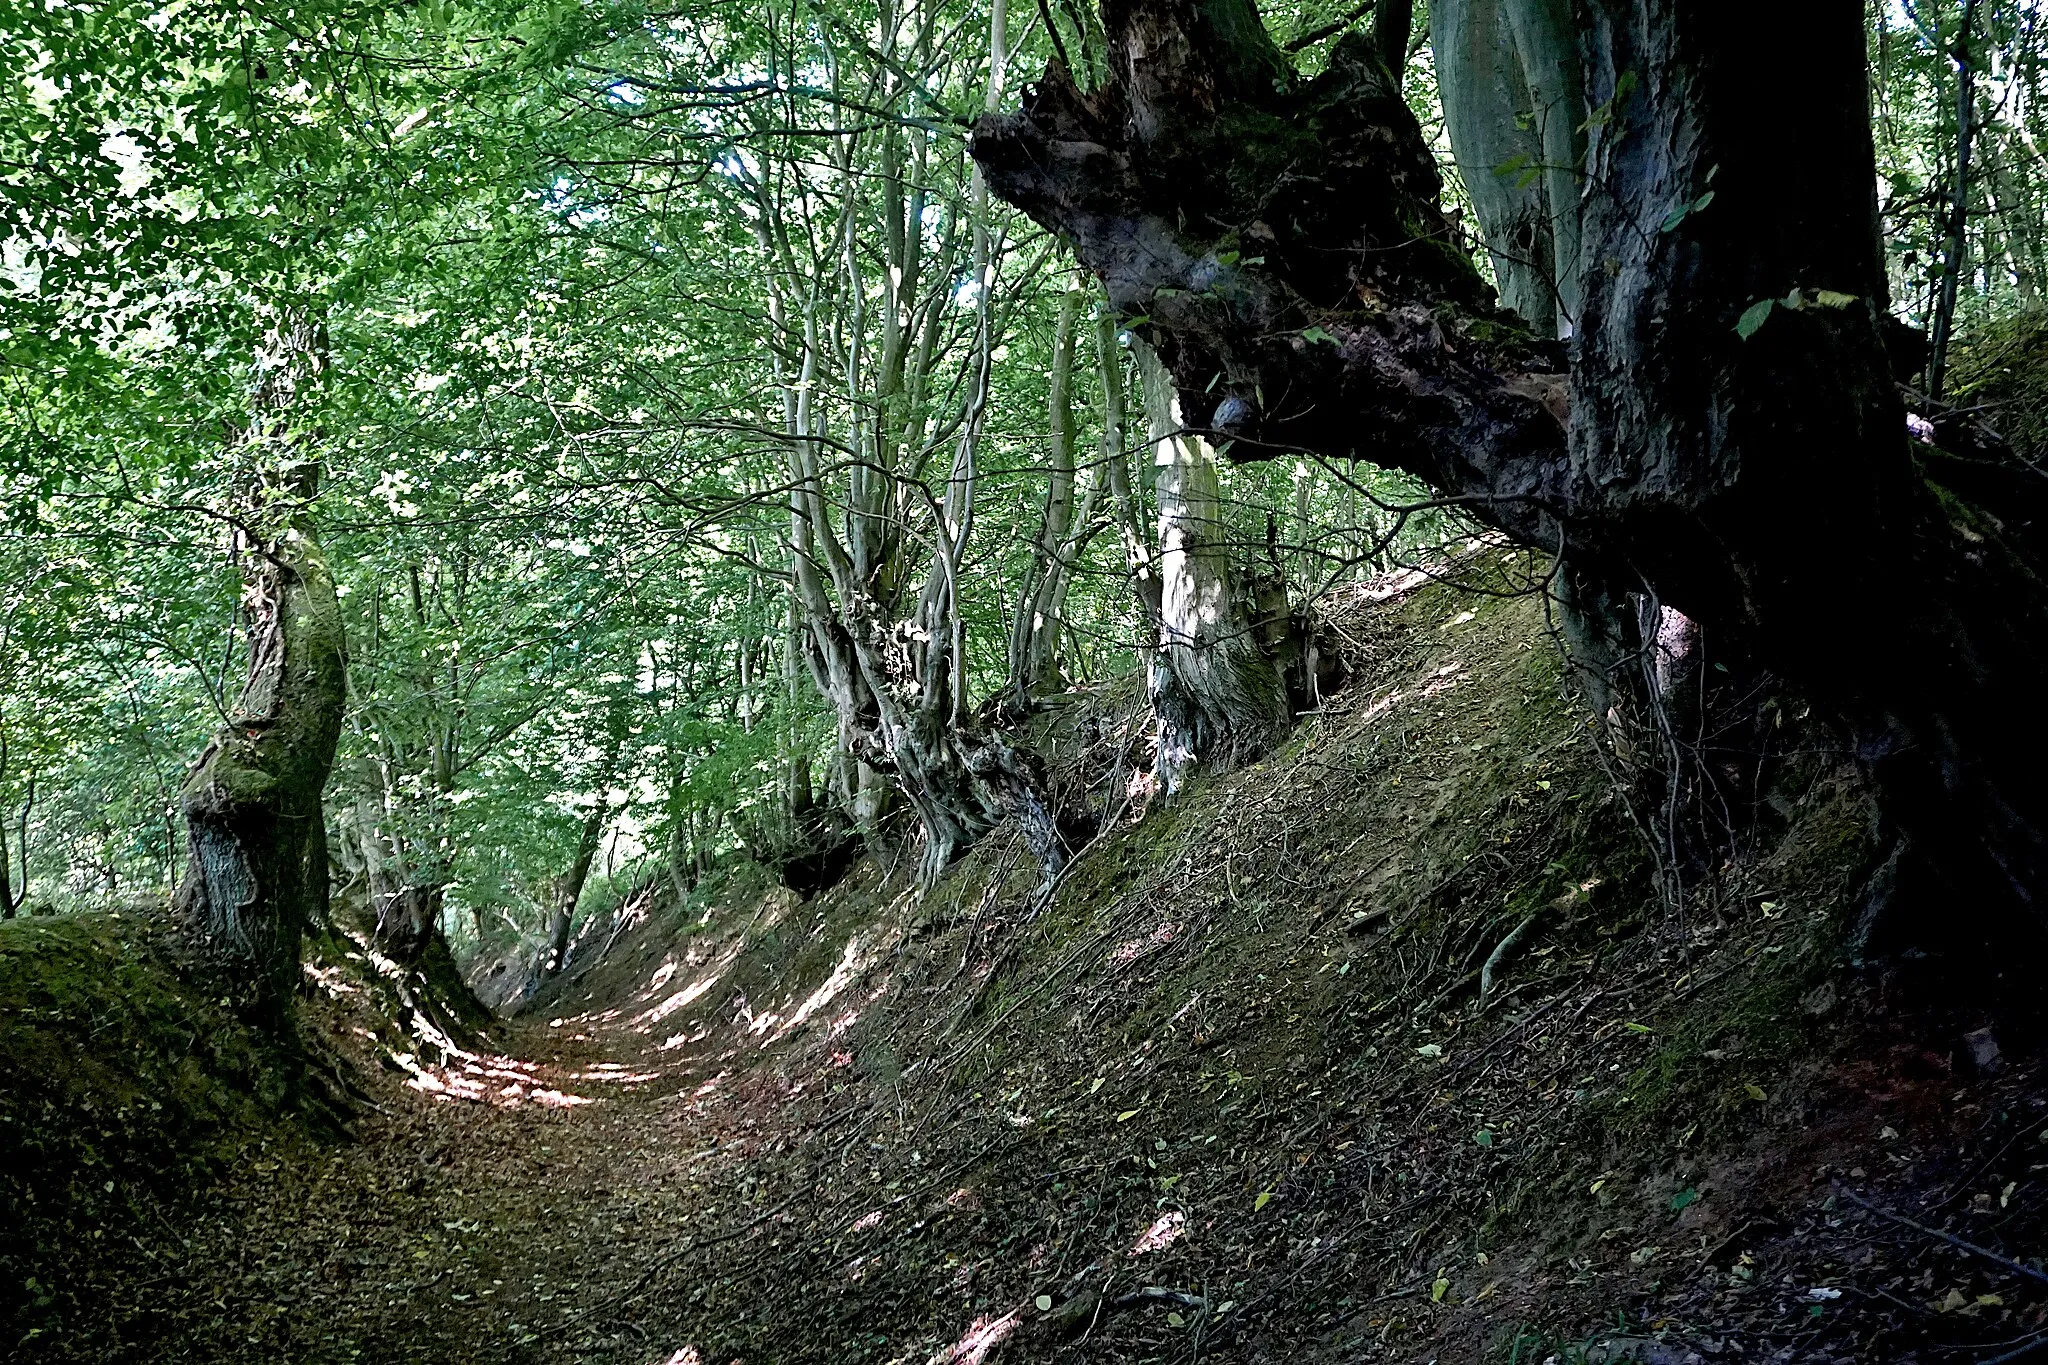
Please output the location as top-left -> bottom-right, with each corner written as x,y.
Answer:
1098,305 -> 1162,639
1008,276 -> 1087,706
545,800 -> 607,976
545,697 -> 628,974
176,313 -> 347,1020
766,0 -> 1073,885
975,0 -> 2048,958
1928,0 -> 1980,400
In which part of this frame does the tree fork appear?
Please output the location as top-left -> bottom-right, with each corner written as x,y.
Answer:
974,0 -> 2048,955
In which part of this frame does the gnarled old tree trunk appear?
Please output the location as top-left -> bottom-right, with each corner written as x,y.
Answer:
761,0 -> 1074,888
975,0 -> 2048,961
177,313 -> 348,1020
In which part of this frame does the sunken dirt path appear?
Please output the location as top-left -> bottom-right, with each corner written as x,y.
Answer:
66,999 -> 848,1365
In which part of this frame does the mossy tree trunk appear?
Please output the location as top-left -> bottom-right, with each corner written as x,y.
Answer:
176,312 -> 348,1020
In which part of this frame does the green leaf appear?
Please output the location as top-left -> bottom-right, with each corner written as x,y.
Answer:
1431,1276 -> 1451,1303
1254,1190 -> 1274,1211
1814,289 -> 1859,308
1299,326 -> 1337,346
1670,1186 -> 1701,1212
1473,1129 -> 1494,1148
1491,153 -> 1530,179
1734,299 -> 1775,339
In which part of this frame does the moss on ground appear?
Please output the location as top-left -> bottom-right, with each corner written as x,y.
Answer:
0,909 -> 299,1337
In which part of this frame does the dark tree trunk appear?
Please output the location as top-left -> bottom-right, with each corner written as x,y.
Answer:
0,739 -> 29,920
176,313 -> 348,1021
344,793 -> 446,970
545,801 -> 607,977
975,0 -> 2048,956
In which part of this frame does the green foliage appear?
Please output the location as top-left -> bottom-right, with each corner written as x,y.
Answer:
3,0 -> 2004,957
1869,0 -> 2048,340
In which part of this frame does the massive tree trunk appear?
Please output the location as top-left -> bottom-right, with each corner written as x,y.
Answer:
974,0 -> 2048,958
176,312 -> 348,1019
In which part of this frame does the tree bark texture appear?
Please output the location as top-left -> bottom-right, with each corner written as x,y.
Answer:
1135,339 -> 1290,790
176,319 -> 348,1018
975,0 -> 2048,949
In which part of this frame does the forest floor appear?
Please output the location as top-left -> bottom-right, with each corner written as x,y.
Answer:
14,559 -> 2048,1365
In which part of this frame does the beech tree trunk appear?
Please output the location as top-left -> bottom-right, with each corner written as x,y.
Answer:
1008,274 -> 1109,710
1430,0 -> 1583,336
176,312 -> 347,1019
1135,340 -> 1289,790
763,0 -> 1074,887
975,0 -> 2048,956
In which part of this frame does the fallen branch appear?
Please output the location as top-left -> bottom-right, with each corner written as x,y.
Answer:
1836,1186 -> 2048,1289
1477,912 -> 1540,1008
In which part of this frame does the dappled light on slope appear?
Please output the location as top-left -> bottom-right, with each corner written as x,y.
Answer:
928,1309 -> 1020,1364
